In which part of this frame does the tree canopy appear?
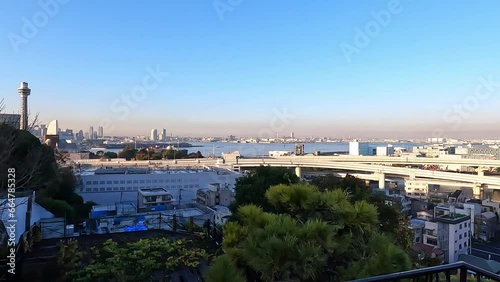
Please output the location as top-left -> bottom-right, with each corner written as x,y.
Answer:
206,183 -> 412,281
230,166 -> 300,213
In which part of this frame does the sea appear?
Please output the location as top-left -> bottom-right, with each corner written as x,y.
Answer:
90,142 -> 424,157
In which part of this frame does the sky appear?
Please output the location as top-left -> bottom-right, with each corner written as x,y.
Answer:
1,0 -> 500,139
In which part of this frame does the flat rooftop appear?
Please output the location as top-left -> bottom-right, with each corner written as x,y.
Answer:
436,213 -> 470,224
139,187 -> 170,195
76,168 -> 210,176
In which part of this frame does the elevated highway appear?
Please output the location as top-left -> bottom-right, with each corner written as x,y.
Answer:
234,159 -> 500,197
253,155 -> 500,168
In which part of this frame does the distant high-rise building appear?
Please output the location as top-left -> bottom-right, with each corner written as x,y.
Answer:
94,131 -> 98,139
89,126 -> 94,140
98,126 -> 104,138
151,129 -> 158,141
40,124 -> 47,137
162,129 -> 167,142
17,82 -> 31,130
77,130 -> 84,140
84,132 -> 89,140
290,132 -> 295,139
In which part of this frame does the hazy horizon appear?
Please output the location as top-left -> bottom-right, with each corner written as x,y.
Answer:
1,1 -> 499,139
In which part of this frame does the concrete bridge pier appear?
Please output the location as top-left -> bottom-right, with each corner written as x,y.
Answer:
473,184 -> 485,200
295,166 -> 301,179
477,167 -> 488,177
374,172 -> 385,189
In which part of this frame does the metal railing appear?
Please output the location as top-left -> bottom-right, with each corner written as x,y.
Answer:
350,261 -> 500,282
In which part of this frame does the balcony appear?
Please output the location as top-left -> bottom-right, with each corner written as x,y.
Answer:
350,261 -> 500,282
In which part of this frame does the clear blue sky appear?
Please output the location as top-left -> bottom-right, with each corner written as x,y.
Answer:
1,0 -> 499,138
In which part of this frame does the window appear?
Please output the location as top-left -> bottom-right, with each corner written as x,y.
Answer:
100,181 -> 105,184
184,185 -> 188,188
146,180 -> 151,183
426,238 -> 437,246
127,187 -> 133,191
159,179 -> 164,183
113,180 -> 119,184
100,188 -> 105,191
464,222 -> 467,227
140,180 -> 145,183
127,180 -> 132,184
113,187 -> 119,191
86,181 -> 92,185
464,232 -> 467,238
120,180 -> 125,184
86,188 -> 92,192
166,179 -> 170,183
459,234 -> 462,239
134,180 -> 138,183
153,180 -> 158,183
93,188 -> 98,192
459,244 -> 462,250
464,242 -> 467,247
407,193 -> 412,196
107,181 -> 112,184
459,224 -> 462,229
93,181 -> 98,185
106,187 -> 112,191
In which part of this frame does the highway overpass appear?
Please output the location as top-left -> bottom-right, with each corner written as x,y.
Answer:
233,159 -> 500,197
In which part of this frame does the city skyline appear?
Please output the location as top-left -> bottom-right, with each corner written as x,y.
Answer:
1,1 -> 500,138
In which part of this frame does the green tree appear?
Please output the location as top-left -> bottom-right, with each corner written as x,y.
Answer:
0,123 -> 59,191
229,166 -> 299,213
103,151 -> 118,159
64,237 -> 211,282
207,183 -> 411,281
311,174 -> 371,202
118,146 -> 136,160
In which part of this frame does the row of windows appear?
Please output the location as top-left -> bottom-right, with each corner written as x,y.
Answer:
83,184 -> 199,192
85,178 -> 199,185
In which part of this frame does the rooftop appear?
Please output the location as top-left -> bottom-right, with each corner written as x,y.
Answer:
436,213 -> 470,224
139,187 -> 170,195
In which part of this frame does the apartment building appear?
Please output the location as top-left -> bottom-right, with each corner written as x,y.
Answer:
137,188 -> 173,211
196,183 -> 234,207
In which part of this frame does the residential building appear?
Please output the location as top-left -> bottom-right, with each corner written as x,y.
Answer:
405,179 -> 437,200
475,212 -> 497,241
212,205 -> 232,225
385,194 -> 411,215
196,183 -> 233,207
409,219 -> 425,244
137,188 -> 173,211
448,190 -> 466,204
436,212 -> 471,263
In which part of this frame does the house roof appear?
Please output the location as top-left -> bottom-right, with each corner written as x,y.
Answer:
449,190 -> 462,199
458,254 -> 500,274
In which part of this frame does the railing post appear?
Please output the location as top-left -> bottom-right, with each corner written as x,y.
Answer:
173,214 -> 177,232
159,212 -> 162,229
189,217 -> 194,233
459,265 -> 467,282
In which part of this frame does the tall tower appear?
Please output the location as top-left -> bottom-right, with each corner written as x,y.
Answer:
17,82 -> 31,130
89,126 -> 94,140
